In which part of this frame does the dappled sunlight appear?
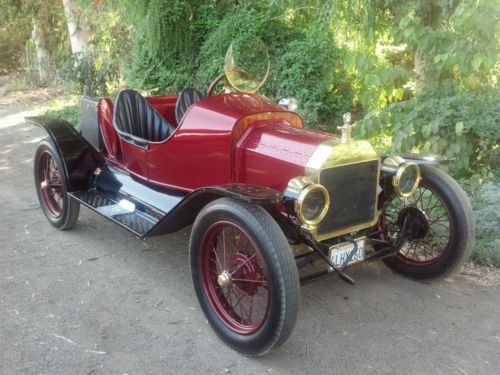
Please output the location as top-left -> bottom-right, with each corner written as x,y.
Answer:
0,109 -> 37,130
24,136 -> 45,144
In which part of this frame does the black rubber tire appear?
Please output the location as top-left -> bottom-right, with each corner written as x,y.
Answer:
383,165 -> 475,279
34,139 -> 80,230
190,198 -> 300,356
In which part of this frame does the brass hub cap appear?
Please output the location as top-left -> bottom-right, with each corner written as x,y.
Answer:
217,271 -> 231,288
41,180 -> 48,190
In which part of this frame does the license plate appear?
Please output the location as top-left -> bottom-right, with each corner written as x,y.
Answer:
329,238 -> 365,270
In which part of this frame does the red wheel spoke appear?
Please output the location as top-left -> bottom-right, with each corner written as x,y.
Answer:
230,253 -> 257,276
221,228 -> 227,269
211,244 -> 224,273
232,278 -> 267,285
200,221 -> 270,334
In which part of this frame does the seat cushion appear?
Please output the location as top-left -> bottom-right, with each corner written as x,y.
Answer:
114,89 -> 175,142
175,88 -> 203,124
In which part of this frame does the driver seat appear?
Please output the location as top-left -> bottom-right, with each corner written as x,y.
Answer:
114,89 -> 175,142
175,88 -> 203,124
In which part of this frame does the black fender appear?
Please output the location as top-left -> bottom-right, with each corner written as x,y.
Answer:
145,184 -> 282,237
27,116 -> 103,191
390,153 -> 453,165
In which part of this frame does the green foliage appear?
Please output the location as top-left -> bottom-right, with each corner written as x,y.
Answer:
465,181 -> 500,267
359,86 -> 500,178
35,96 -> 80,126
57,50 -> 120,96
271,26 -> 352,127
396,0 -> 499,89
3,77 -> 27,93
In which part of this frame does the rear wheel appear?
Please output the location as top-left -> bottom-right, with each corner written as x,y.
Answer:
380,165 -> 474,279
190,198 -> 300,356
34,139 -> 80,229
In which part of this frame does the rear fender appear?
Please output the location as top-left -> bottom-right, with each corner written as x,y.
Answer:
27,116 -> 103,191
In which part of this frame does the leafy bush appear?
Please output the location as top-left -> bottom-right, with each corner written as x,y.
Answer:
466,181 -> 500,267
35,96 -> 80,126
359,86 -> 500,178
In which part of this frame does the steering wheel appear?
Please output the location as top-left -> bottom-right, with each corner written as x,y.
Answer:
206,68 -> 253,97
206,73 -> 226,97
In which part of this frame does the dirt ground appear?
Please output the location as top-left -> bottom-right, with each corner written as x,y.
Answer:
1,87 -> 499,374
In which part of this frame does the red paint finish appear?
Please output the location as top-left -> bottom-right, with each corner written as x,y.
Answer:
146,94 -> 179,127
119,140 -> 148,177
98,98 -> 121,158
146,93 -> 299,191
236,122 -> 332,191
97,91 -> 326,193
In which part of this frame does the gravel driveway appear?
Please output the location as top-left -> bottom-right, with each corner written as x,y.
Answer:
1,97 -> 499,374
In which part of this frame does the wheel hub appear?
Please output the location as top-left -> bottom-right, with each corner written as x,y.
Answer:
41,180 -> 48,190
397,206 -> 429,240
217,271 -> 231,287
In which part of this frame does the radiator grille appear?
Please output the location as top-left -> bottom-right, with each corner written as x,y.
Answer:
317,160 -> 379,237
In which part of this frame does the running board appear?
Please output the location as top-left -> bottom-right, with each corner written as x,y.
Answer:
70,189 -> 163,238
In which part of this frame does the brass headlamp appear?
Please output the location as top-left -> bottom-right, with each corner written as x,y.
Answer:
382,156 -> 421,197
284,176 -> 330,227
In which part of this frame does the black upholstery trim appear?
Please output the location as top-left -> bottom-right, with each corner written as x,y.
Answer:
113,89 -> 175,142
175,88 -> 203,124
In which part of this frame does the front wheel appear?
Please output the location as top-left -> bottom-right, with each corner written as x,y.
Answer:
379,165 -> 475,279
190,198 -> 300,356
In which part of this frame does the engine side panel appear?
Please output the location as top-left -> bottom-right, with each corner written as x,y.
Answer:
236,123 -> 332,191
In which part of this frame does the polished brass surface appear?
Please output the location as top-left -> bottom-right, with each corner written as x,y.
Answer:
41,180 -> 48,190
284,176 -> 331,227
305,139 -> 379,182
337,112 -> 355,144
303,138 -> 381,241
217,271 -> 231,287
295,183 -> 330,226
392,162 -> 421,198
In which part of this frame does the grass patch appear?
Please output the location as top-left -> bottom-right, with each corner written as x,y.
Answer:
4,78 -> 27,93
31,95 -> 81,126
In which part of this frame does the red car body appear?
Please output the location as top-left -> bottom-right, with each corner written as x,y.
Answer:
98,92 -> 326,193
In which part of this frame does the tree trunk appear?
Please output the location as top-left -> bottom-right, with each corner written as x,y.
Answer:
62,0 -> 90,55
31,17 -> 51,83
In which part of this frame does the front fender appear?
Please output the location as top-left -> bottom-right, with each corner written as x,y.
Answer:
146,184 -> 282,237
27,116 -> 103,191
388,153 -> 453,165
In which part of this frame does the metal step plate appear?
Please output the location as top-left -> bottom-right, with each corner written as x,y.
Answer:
70,190 -> 161,237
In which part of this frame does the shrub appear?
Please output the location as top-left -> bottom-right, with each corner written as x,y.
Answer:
3,77 -> 27,93
359,86 -> 500,178
466,181 -> 500,267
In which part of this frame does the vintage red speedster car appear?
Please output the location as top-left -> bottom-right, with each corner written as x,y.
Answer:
29,40 -> 474,356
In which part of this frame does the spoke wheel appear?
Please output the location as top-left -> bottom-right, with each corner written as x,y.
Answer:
37,151 -> 65,218
201,222 -> 270,334
379,165 -> 474,279
382,185 -> 451,266
190,198 -> 300,356
34,139 -> 80,230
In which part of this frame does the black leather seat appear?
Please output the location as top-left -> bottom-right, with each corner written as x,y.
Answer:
175,88 -> 203,124
114,89 -> 175,142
